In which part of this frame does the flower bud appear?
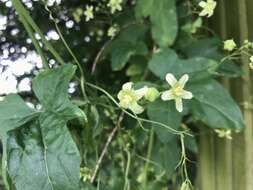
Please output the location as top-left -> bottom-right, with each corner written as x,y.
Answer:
145,87 -> 159,102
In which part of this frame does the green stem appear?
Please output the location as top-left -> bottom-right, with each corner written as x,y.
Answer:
124,149 -> 131,190
12,0 -> 65,65
143,128 -> 154,187
19,15 -> 49,70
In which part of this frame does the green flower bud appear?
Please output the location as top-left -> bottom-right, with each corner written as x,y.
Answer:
145,87 -> 159,102
223,39 -> 236,51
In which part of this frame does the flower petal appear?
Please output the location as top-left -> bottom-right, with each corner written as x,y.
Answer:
199,1 -> 206,8
175,98 -> 183,112
161,90 -> 174,101
182,90 -> 193,99
135,86 -> 148,100
129,102 -> 144,114
178,74 -> 189,87
122,82 -> 133,90
165,73 -> 177,86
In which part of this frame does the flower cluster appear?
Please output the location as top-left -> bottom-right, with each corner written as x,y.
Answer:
223,39 -> 253,69
214,129 -> 232,140
117,73 -> 193,114
198,0 -> 217,18
107,25 -> 119,38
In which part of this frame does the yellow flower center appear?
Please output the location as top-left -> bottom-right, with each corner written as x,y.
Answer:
172,84 -> 184,97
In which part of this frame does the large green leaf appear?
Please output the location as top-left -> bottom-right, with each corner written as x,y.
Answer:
148,48 -> 218,82
147,100 -> 182,143
152,138 -> 181,177
188,80 -> 245,130
5,64 -> 85,190
135,0 -> 178,47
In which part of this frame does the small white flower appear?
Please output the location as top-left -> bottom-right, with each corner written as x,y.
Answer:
117,82 -> 148,114
199,0 -> 217,18
107,0 -> 123,14
161,73 -> 193,112
214,129 -> 232,140
223,39 -> 237,51
84,5 -> 94,22
107,25 -> 118,38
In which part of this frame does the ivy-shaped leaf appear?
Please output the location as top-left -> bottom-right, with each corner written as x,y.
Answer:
2,64 -> 86,190
136,0 -> 178,47
148,48 -> 218,82
188,80 -> 245,130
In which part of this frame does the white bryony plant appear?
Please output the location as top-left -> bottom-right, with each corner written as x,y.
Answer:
161,73 -> 193,113
117,82 -> 148,114
198,0 -> 217,18
84,5 -> 94,22
107,0 -> 123,14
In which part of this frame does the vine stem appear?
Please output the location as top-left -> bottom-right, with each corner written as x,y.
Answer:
86,82 -> 190,136
90,112 -> 124,183
143,128 -> 154,187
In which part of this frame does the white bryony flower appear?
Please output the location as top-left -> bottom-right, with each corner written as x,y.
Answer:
249,56 -> 253,69
84,5 -> 94,22
214,129 -> 232,140
199,0 -> 217,18
161,73 -> 193,112
107,0 -> 123,14
107,25 -> 118,38
117,82 -> 148,114
223,39 -> 237,51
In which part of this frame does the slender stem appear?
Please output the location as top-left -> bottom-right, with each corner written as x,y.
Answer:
124,149 -> 131,190
143,128 -> 154,187
12,0 -> 65,65
19,15 -> 49,70
86,82 -> 189,136
90,112 -> 124,183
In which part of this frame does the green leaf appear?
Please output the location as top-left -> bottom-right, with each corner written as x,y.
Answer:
148,48 -> 218,82
152,138 -> 181,177
0,94 -> 38,136
147,99 -> 182,143
6,65 -> 85,190
111,41 -> 147,71
107,24 -> 148,71
136,0 -> 178,47
188,80 -> 245,130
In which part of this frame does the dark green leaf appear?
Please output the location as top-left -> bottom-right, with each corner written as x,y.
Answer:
189,80 -> 245,130
6,65 -> 85,190
152,138 -> 181,177
147,99 -> 182,143
136,0 -> 178,47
